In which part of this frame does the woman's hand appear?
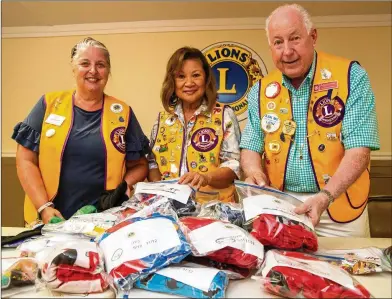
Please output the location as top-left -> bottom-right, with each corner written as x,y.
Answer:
40,207 -> 64,224
178,172 -> 211,190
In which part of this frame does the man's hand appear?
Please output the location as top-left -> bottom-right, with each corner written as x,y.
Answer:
40,207 -> 64,224
178,172 -> 211,190
244,172 -> 269,187
294,192 -> 330,226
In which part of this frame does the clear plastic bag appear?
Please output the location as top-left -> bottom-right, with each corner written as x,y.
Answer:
235,182 -> 318,251
257,250 -> 371,298
2,257 -> 38,289
96,212 -> 191,295
197,200 -> 245,227
179,216 -> 264,269
134,262 -> 229,298
41,213 -> 117,239
130,181 -> 204,218
314,246 -> 392,274
17,235 -> 78,258
38,240 -> 108,294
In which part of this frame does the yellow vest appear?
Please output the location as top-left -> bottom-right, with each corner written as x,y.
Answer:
24,90 -> 130,225
151,105 -> 236,203
259,51 -> 370,223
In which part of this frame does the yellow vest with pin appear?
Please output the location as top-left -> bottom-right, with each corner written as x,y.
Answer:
258,51 -> 370,224
152,105 -> 236,203
24,90 -> 130,226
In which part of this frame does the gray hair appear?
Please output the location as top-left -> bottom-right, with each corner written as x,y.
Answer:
70,37 -> 111,69
265,4 -> 314,45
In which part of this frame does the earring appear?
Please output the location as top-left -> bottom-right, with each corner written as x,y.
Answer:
169,94 -> 179,107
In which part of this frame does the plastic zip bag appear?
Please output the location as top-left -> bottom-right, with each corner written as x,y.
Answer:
236,182 -> 318,251
130,181 -> 206,218
2,257 -> 38,289
197,200 -> 245,227
179,216 -> 264,269
256,250 -> 371,298
314,246 -> 392,274
97,212 -> 191,295
41,213 -> 117,239
38,239 -> 108,294
134,262 -> 229,298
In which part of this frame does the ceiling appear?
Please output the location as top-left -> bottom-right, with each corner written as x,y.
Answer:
2,1 -> 391,27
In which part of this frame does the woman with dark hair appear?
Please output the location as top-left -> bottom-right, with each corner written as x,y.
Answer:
147,47 -> 241,203
12,37 -> 149,226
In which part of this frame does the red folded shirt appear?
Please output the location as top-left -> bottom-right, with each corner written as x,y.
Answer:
41,242 -> 107,294
263,251 -> 370,299
251,214 -> 318,251
180,217 -> 263,269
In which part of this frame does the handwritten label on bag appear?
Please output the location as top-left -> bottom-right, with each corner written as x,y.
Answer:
135,182 -> 192,204
243,195 -> 314,230
262,251 -> 354,288
157,264 -> 220,292
99,217 -> 181,273
188,221 -> 264,258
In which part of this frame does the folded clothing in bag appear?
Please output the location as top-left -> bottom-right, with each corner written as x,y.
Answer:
2,258 -> 38,289
97,213 -> 191,294
260,250 -> 371,299
134,263 -> 228,298
132,182 -> 200,218
197,201 -> 245,227
40,240 -> 108,293
241,189 -> 317,251
180,217 -> 264,269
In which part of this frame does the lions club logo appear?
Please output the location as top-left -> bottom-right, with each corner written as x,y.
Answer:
313,96 -> 345,128
202,42 -> 267,122
191,128 -> 218,152
110,127 -> 126,153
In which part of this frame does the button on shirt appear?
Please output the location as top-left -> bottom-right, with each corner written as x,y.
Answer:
240,54 -> 380,193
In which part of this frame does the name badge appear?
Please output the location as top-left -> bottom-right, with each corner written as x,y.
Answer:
45,114 -> 66,126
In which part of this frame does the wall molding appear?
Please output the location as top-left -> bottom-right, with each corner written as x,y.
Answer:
2,14 -> 391,38
2,151 -> 391,160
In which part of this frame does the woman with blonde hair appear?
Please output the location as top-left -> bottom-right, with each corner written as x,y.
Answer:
12,37 -> 149,226
147,47 -> 241,202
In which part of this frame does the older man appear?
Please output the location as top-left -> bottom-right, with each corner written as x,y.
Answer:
240,4 -> 380,237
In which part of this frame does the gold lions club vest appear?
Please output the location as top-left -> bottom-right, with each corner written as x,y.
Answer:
258,51 -> 370,223
24,90 -> 130,225
151,105 -> 236,203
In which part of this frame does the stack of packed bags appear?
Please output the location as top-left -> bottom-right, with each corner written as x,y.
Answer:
3,181 -> 391,298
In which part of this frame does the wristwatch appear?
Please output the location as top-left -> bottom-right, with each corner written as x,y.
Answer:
319,189 -> 334,207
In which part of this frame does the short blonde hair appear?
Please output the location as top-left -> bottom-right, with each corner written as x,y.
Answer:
265,4 -> 313,45
70,37 -> 111,70
161,47 -> 217,113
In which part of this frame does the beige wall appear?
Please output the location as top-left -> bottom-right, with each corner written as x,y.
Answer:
2,26 -> 391,155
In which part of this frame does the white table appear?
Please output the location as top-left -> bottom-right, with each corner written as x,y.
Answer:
2,227 -> 391,298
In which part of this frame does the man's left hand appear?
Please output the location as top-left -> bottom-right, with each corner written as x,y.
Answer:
178,172 -> 211,190
294,193 -> 330,226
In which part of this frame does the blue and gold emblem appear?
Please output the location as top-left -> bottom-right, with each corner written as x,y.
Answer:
202,42 -> 267,122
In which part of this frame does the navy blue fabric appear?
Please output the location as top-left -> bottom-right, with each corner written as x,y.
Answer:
12,95 -> 150,219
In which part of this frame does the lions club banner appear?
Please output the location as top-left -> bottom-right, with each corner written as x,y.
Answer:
202,42 -> 268,122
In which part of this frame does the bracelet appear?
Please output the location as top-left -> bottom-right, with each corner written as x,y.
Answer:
319,189 -> 334,207
37,202 -> 54,214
